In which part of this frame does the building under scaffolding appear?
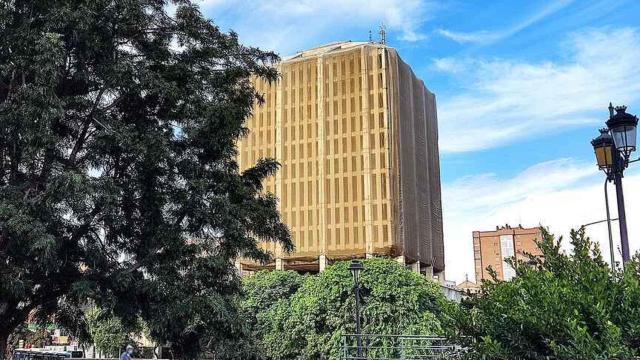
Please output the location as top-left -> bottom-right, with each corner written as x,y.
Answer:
237,40 -> 444,278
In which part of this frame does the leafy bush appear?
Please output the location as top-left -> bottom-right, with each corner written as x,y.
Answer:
243,258 -> 446,360
85,308 -> 141,358
445,227 -> 640,359
241,270 -> 305,339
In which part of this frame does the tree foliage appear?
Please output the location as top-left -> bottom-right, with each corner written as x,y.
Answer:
241,270 -> 305,338
198,270 -> 306,360
8,325 -> 50,353
85,307 -> 140,358
445,227 -> 640,359
243,258 -> 446,360
0,1 -> 291,358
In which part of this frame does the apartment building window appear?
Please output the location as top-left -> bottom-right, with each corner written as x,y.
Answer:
500,235 -> 516,280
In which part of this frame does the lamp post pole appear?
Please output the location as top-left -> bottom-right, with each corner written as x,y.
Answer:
354,281 -> 362,359
603,178 -> 615,267
348,259 -> 364,360
612,158 -> 630,262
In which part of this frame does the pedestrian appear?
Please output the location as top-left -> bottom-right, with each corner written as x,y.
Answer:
120,345 -> 134,360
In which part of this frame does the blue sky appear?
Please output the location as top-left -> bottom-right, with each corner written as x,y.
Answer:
199,0 -> 640,282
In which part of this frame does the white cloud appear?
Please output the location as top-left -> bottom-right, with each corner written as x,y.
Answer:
432,57 -> 469,74
436,0 -> 574,45
436,29 -> 501,44
435,27 -> 640,153
443,158 -> 640,283
445,159 -> 597,213
197,0 -> 435,55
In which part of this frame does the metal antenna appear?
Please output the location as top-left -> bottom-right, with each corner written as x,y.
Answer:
368,30 -> 372,42
379,23 -> 386,44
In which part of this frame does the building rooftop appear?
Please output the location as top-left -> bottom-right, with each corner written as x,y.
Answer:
283,40 -> 385,61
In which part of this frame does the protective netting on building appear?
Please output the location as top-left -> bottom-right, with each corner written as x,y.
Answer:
388,49 -> 444,271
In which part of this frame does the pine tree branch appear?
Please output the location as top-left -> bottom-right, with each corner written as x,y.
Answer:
69,205 -> 103,245
68,88 -> 106,165
0,224 -> 8,256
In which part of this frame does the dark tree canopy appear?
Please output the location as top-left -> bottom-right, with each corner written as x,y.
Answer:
0,0 -> 291,358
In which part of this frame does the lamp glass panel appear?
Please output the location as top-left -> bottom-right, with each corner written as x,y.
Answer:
611,125 -> 637,153
626,125 -> 637,151
595,146 -> 613,169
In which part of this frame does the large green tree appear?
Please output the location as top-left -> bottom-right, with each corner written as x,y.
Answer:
0,1 -> 291,358
249,259 -> 445,360
445,228 -> 640,359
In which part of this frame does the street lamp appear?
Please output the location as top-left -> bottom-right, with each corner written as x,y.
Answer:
348,259 -> 364,359
592,103 -> 638,265
591,128 -> 614,173
606,104 -> 638,161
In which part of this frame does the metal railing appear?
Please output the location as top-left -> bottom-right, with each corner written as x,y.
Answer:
341,334 -> 464,360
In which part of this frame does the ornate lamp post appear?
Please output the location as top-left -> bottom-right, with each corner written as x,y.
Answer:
592,104 -> 638,264
348,259 -> 364,359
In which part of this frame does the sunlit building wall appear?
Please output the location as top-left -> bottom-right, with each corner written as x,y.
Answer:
473,225 -> 543,282
237,41 -> 444,275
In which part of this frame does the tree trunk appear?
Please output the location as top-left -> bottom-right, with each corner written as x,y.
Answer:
0,332 -> 8,360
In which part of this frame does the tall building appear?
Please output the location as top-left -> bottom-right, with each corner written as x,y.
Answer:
473,225 -> 543,282
237,40 -> 443,277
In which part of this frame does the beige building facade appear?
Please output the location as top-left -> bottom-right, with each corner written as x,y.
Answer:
456,274 -> 481,294
473,225 -> 543,282
237,41 -> 443,275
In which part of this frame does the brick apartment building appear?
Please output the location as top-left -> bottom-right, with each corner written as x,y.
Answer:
473,225 -> 543,282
